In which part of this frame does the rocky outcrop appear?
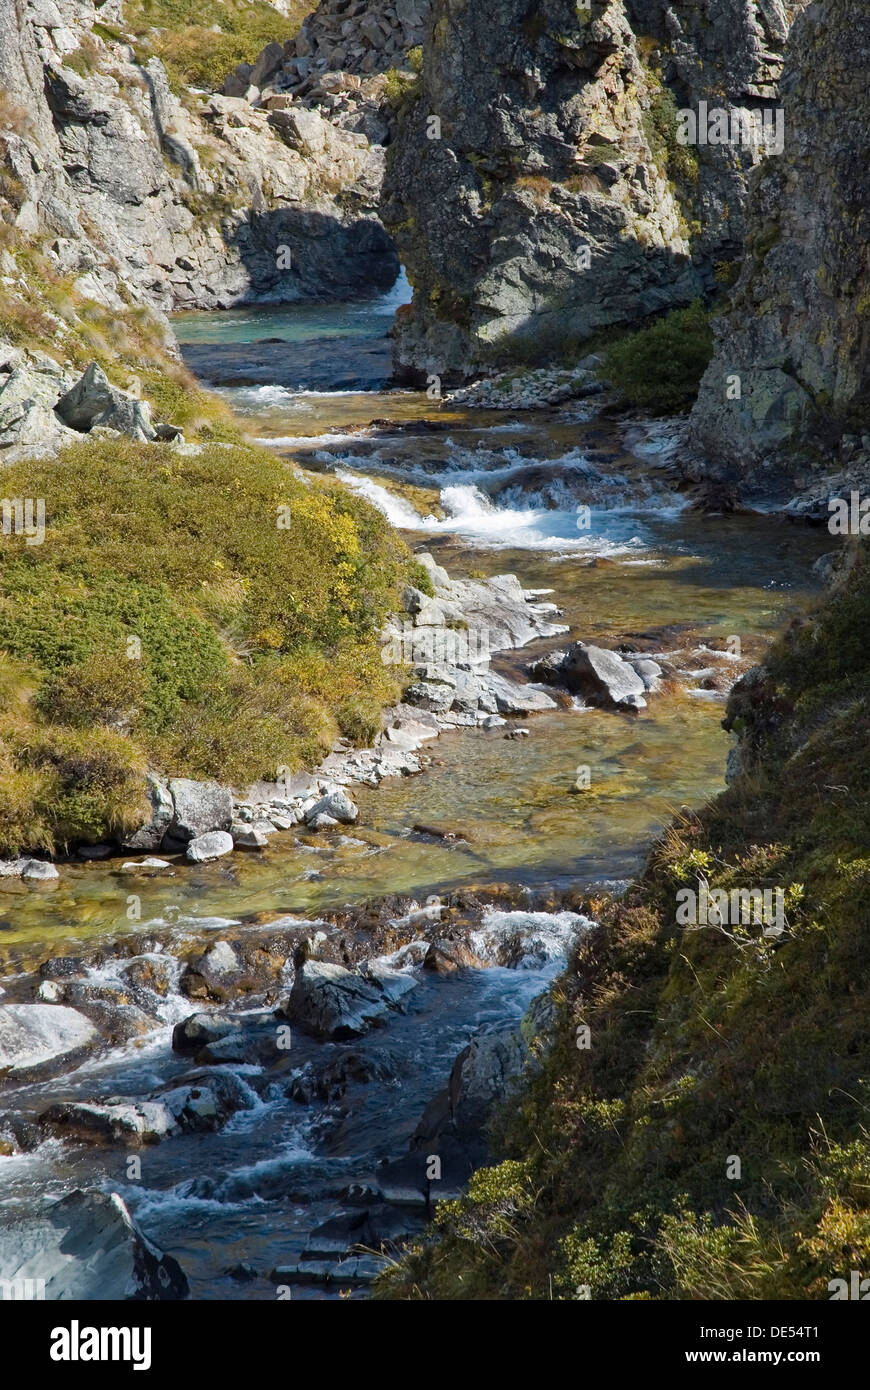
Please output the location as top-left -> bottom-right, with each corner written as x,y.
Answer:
382,0 -> 807,381
228,0 -> 431,141
689,0 -> 870,501
0,349 -> 181,459
0,0 -> 399,325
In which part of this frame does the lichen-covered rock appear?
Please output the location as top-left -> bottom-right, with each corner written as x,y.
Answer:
689,0 -> 870,498
169,779 -> 233,840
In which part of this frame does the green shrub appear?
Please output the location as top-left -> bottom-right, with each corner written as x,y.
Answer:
603,301 -> 713,413
643,87 -> 700,186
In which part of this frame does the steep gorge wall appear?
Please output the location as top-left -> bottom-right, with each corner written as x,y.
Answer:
689,0 -> 870,501
382,0 -> 806,383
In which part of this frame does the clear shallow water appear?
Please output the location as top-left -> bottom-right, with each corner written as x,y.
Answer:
0,289 -> 832,1300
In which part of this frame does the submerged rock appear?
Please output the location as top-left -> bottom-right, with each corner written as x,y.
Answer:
304,789 -> 359,825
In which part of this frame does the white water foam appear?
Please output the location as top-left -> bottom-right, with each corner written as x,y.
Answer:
470,908 -> 593,969
335,469 -> 648,554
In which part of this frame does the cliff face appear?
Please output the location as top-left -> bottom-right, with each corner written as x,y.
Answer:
690,0 -> 870,500
381,0 -> 805,382
0,0 -> 397,317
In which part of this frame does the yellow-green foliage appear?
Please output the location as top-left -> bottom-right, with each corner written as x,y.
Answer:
0,439 -> 410,851
123,0 -> 309,91
643,86 -> 700,187
377,542 -> 870,1300
384,66 -> 420,111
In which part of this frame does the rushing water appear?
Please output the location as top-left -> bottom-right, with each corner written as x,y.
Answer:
0,279 -> 833,1299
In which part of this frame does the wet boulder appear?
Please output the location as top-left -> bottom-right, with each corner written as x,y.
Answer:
157,1071 -> 253,1132
178,938 -> 285,1003
39,1100 -> 175,1147
629,657 -> 664,692
172,1009 -> 286,1065
0,1003 -> 98,1081
0,1189 -> 189,1299
287,1047 -> 403,1103
282,960 -> 417,1040
423,939 -> 487,974
561,642 -> 647,710
172,1011 -> 241,1054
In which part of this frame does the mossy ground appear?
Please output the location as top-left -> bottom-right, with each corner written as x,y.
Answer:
377,542 -> 870,1300
0,438 -> 412,854
114,0 -> 310,93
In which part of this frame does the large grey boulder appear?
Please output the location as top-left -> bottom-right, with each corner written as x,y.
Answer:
121,774 -> 174,851
561,643 -> 647,710
0,1190 -> 188,1299
172,1011 -> 240,1053
283,960 -> 417,1040
304,788 -> 358,825
0,1004 -> 98,1080
169,779 -> 233,840
55,363 -> 156,441
39,1100 -> 175,1147
185,831 -> 234,863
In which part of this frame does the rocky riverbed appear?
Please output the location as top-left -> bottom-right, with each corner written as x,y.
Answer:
0,884 -> 590,1298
